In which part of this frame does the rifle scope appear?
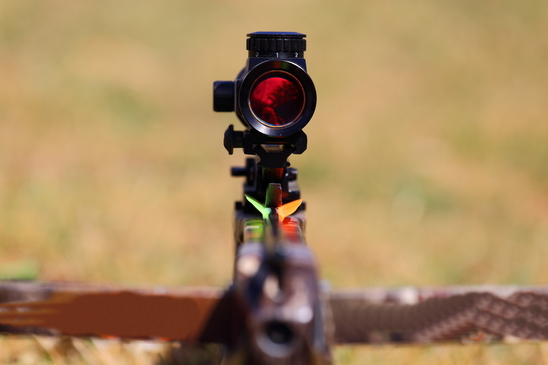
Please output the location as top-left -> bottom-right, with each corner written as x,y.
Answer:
214,32 -> 316,138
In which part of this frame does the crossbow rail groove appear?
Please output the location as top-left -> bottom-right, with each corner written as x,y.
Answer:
2,281 -> 548,345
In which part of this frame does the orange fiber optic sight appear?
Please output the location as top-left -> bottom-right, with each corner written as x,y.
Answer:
214,32 -> 316,167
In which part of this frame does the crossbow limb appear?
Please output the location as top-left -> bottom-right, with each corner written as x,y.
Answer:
2,282 -> 548,346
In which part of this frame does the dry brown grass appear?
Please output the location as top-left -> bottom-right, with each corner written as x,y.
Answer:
1,0 -> 548,363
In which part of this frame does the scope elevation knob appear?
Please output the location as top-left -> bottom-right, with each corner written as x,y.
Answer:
247,32 -> 306,58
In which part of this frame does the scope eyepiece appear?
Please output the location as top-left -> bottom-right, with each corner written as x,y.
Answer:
239,59 -> 316,137
214,32 -> 316,139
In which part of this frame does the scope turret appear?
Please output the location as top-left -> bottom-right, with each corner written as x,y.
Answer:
246,32 -> 306,58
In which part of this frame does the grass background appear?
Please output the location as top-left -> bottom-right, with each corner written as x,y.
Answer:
1,0 -> 548,363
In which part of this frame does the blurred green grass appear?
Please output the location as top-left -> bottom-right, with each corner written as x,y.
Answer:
1,0 -> 548,363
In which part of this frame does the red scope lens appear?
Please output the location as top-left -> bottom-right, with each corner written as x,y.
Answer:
248,72 -> 305,127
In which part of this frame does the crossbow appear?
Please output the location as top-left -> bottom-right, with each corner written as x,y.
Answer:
2,32 -> 548,364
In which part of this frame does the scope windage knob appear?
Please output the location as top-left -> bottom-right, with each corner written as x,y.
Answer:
213,81 -> 235,112
247,32 -> 306,58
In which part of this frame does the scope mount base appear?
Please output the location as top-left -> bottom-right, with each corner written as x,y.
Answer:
224,125 -> 307,169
